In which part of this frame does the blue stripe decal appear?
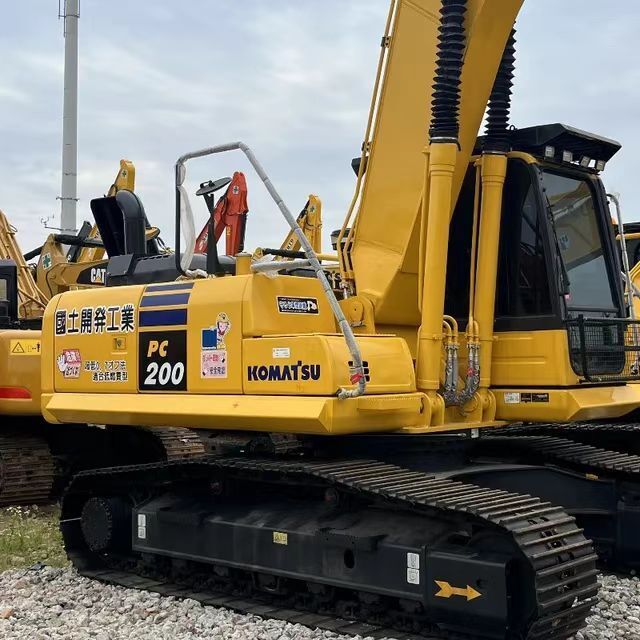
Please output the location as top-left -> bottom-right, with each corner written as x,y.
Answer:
139,308 -> 188,327
145,282 -> 194,293
140,293 -> 190,308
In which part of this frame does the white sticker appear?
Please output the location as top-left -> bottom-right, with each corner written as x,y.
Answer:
407,568 -> 420,585
273,347 -> 291,359
137,526 -> 146,539
407,552 -> 420,569
137,514 -> 146,527
201,350 -> 228,379
504,392 -> 521,405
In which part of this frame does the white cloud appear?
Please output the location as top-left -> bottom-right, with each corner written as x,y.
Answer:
1,0 -> 640,260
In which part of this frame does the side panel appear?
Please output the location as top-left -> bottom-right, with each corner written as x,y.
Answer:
0,329 -> 42,415
243,335 -> 416,396
50,285 -> 144,394
45,276 -> 337,397
242,275 -> 335,337
186,277 -> 246,394
491,329 -> 578,387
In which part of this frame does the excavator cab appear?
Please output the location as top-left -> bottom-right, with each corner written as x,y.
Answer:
444,123 -> 637,420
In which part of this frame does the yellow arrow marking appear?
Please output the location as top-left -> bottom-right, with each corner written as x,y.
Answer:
434,580 -> 482,601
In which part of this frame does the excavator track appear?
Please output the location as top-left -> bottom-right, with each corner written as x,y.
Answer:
486,434 -> 640,477
0,426 -> 205,508
0,432 -> 56,506
499,421 -> 640,456
146,427 -> 206,461
477,433 -> 640,569
61,457 -> 598,640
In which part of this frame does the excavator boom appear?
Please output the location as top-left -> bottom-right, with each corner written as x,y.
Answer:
0,211 -> 48,320
346,0 -> 523,326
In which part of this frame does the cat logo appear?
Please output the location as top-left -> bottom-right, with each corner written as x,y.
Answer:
90,267 -> 107,284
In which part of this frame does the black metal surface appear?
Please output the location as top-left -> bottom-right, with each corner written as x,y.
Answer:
566,316 -> 640,382
81,496 -> 131,552
91,190 -> 161,259
475,431 -> 640,569
196,177 -> 232,199
61,455 -> 598,640
510,124 -> 621,164
511,420 -> 640,456
106,252 -> 236,286
0,260 -> 19,328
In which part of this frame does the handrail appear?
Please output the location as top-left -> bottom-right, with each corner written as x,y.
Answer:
174,142 -> 367,400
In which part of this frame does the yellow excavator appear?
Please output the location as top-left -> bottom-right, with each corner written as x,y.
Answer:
39,1 -> 640,638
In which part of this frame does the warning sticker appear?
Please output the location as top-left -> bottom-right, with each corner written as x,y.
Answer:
10,339 -> 41,356
273,531 -> 288,545
57,349 -> 82,379
201,350 -> 228,379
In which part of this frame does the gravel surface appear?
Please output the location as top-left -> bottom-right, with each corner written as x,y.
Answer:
0,567 -> 369,640
1,566 -> 639,640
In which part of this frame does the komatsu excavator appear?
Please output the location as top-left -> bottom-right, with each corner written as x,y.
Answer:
41,1 -> 640,638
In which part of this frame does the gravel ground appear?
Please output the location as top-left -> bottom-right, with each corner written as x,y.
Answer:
0,566 -> 638,640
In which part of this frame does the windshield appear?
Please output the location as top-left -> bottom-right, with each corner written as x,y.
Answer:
541,171 -> 617,313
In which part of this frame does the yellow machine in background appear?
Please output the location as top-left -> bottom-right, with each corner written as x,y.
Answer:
0,159 -> 201,506
40,2 -> 640,639
30,160 -> 137,298
0,211 -> 48,321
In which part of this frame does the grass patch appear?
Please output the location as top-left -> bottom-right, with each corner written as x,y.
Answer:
0,505 -> 68,572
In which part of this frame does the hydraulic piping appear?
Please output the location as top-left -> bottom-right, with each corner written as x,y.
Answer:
416,0 -> 467,404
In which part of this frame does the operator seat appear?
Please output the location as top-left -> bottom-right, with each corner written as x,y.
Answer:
90,190 -> 236,287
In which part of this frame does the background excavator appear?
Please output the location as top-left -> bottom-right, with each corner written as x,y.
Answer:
0,159 -> 136,320
0,160 -> 207,507
37,1 -> 640,639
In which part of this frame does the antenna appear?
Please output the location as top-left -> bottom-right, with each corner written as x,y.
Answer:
57,0 -> 80,235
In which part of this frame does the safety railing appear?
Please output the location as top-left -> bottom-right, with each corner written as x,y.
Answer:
567,316 -> 640,382
174,142 -> 366,399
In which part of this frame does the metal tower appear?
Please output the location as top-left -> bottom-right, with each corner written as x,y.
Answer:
59,0 -> 79,235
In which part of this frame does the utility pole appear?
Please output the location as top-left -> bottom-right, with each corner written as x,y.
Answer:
59,0 -> 79,235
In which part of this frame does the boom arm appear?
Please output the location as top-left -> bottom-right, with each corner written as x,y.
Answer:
345,0 -> 523,327
0,210 -> 48,319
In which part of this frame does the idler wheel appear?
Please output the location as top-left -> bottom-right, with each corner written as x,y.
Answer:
80,496 -> 131,552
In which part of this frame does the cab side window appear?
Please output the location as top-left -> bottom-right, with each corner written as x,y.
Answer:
496,160 -> 553,318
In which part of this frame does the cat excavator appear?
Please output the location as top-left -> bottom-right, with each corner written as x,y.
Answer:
41,1 -> 640,638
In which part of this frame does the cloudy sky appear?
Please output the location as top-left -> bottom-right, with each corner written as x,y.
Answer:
1,1 -> 639,256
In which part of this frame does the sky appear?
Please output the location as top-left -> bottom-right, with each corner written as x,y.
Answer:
1,1 -> 639,256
